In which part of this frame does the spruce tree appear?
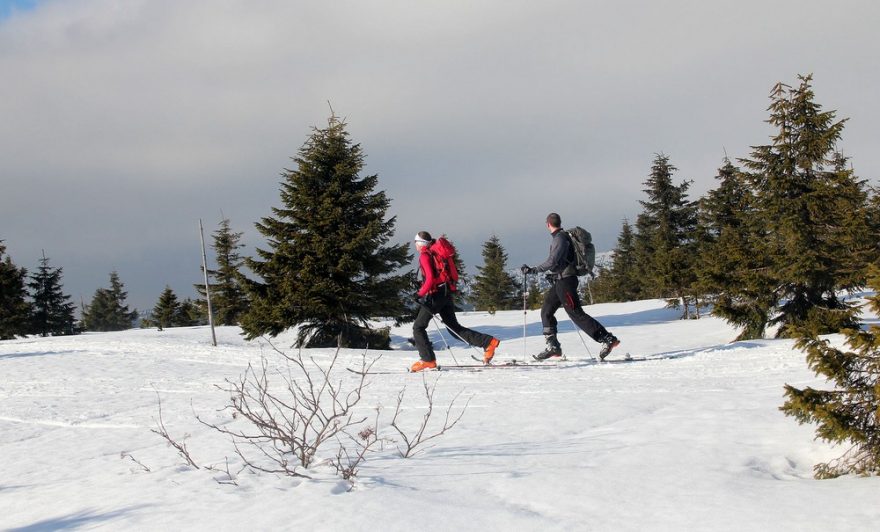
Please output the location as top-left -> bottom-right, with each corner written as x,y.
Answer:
152,286 -> 181,331
82,272 -> 138,332
27,252 -> 76,337
742,75 -> 872,337
196,218 -> 248,326
634,154 -> 700,317
470,235 -> 519,314
240,115 -> 411,348
0,241 -> 31,340
697,159 -> 776,339
781,263 -> 880,478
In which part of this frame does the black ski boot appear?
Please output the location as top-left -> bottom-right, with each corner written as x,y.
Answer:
533,335 -> 563,361
598,334 -> 620,361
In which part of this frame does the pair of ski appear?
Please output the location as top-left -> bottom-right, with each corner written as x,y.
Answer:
452,353 -> 645,369
348,352 -> 656,375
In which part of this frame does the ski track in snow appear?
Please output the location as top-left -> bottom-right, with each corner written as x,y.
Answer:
0,299 -> 878,531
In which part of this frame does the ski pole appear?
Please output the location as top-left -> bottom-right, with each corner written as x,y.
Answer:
574,328 -> 597,362
430,314 -> 461,365
443,325 -> 487,361
522,272 -> 528,362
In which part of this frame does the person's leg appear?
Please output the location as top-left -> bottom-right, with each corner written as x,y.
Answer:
557,276 -> 608,341
535,283 -> 563,359
438,296 -> 493,349
540,282 -> 561,337
556,276 -> 620,358
412,305 -> 436,362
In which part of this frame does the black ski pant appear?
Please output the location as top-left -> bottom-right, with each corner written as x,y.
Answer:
540,275 -> 608,342
413,289 -> 494,362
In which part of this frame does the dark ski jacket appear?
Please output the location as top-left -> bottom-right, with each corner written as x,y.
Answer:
535,228 -> 577,279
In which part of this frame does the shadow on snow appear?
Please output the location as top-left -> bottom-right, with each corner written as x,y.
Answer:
8,505 -> 148,532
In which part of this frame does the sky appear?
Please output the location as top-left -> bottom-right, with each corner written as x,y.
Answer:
2,0 -> 879,312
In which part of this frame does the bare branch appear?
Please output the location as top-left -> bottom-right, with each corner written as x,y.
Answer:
151,389 -> 200,469
390,373 -> 472,458
205,456 -> 244,486
120,451 -> 151,472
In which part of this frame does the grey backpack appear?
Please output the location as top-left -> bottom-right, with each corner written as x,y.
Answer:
566,226 -> 596,276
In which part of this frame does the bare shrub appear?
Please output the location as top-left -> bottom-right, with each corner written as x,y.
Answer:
197,341 -> 378,478
154,339 -> 473,485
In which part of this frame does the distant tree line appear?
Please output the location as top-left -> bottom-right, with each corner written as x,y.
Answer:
0,245 -> 143,338
0,243 -> 77,339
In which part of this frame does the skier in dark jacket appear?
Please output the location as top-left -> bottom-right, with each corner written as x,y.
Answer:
521,213 -> 619,360
410,231 -> 500,372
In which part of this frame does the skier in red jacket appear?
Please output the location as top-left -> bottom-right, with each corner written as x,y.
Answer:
410,231 -> 500,372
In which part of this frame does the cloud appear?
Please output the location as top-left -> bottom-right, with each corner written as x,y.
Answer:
1,0 -> 878,310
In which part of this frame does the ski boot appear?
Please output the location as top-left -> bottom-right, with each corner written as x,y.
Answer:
483,337 -> 500,364
410,359 -> 438,372
598,334 -> 620,361
533,335 -> 563,361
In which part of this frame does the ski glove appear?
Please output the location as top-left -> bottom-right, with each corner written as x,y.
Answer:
520,264 -> 535,275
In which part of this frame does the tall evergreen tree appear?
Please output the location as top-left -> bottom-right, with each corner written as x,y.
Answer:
82,271 -> 138,332
470,235 -> 519,314
196,218 -> 249,326
742,75 -> 872,337
634,154 -> 700,317
240,115 -> 411,348
0,241 -> 31,340
27,252 -> 76,337
781,263 -> 880,478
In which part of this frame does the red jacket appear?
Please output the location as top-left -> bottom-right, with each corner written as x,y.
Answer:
417,239 -> 459,297
417,250 -> 436,297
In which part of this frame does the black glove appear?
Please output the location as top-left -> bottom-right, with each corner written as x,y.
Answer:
520,264 -> 535,275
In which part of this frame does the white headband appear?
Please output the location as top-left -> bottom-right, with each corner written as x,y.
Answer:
414,234 -> 430,245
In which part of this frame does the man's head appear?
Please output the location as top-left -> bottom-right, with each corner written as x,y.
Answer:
546,212 -> 562,232
414,231 -> 432,251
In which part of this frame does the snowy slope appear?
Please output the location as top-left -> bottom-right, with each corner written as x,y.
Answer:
1,299 -> 877,531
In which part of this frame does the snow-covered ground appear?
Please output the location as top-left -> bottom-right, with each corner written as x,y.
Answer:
1,299 -> 877,531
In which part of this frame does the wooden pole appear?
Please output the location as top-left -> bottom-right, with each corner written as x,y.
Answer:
199,219 -> 217,347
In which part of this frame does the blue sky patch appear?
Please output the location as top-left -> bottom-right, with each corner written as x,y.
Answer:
0,0 -> 39,20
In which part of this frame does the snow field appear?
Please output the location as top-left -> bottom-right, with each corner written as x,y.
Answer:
1,299 -> 878,531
